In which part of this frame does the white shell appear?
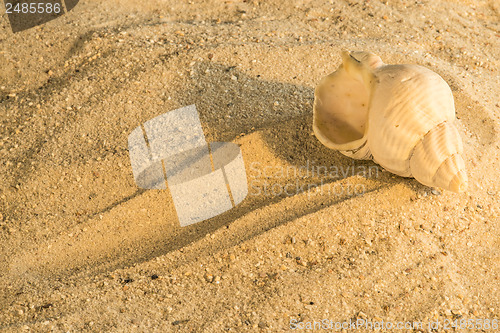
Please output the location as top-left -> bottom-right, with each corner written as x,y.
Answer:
313,51 -> 468,193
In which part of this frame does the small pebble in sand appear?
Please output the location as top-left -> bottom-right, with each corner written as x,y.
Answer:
431,189 -> 441,195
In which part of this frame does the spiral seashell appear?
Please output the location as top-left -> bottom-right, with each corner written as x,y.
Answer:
313,51 -> 467,192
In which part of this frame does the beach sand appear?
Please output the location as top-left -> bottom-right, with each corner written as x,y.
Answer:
0,0 -> 499,331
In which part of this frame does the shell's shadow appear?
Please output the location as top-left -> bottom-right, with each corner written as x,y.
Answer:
75,61 -> 401,276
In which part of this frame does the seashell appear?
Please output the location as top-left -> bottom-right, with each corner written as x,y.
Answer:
313,51 -> 467,192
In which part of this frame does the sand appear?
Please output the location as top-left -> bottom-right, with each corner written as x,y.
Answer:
0,0 -> 499,331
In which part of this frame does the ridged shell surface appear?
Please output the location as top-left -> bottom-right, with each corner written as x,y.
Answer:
313,51 -> 468,192
368,64 -> 456,177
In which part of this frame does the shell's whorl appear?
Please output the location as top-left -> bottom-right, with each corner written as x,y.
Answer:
312,51 -> 468,193
409,121 -> 467,192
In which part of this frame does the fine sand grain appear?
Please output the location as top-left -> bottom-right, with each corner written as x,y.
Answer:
0,0 -> 499,331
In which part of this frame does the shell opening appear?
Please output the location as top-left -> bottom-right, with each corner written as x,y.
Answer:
312,52 -> 377,152
313,73 -> 369,146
